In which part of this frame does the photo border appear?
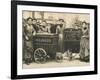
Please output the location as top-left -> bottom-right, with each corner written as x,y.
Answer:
11,0 -> 98,79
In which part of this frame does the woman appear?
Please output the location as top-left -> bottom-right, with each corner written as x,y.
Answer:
56,19 -> 65,53
23,17 -> 36,65
79,21 -> 89,62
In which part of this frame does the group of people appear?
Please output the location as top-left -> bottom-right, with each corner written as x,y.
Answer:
23,17 -> 65,64
23,17 -> 66,34
23,17 -> 89,65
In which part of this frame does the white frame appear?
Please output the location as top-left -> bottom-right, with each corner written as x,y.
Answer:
17,5 -> 95,75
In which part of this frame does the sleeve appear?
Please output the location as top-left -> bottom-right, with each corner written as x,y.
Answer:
23,25 -> 27,37
56,26 -> 60,34
32,26 -> 36,36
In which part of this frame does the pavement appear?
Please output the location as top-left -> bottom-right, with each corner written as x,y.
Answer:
23,59 -> 90,69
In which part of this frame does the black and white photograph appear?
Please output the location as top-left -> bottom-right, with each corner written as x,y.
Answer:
22,11 -> 90,68
11,1 -> 97,79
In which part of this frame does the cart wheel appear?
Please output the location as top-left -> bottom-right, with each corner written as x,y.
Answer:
34,48 -> 47,63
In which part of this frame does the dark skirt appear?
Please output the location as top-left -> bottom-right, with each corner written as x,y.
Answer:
79,36 -> 89,61
23,38 -> 34,63
58,34 -> 64,52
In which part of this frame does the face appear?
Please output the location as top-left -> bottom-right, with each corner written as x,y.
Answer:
57,20 -> 64,26
27,19 -> 33,25
56,20 -> 60,25
42,22 -> 47,26
82,23 -> 88,31
33,20 -> 37,24
82,23 -> 89,34
82,23 -> 87,28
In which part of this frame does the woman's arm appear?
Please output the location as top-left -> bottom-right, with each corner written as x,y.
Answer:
56,26 -> 59,34
23,25 -> 29,40
32,28 -> 36,36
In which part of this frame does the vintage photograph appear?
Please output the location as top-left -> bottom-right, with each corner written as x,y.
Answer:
22,11 -> 90,69
11,1 -> 97,79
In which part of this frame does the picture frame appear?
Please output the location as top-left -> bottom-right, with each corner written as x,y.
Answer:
11,0 -> 98,79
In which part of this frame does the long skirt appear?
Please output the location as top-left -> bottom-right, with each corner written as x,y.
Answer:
58,34 -> 64,52
23,39 -> 34,63
79,36 -> 89,61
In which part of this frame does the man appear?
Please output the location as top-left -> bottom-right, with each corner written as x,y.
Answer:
39,20 -> 48,33
79,21 -> 89,62
32,19 -> 39,33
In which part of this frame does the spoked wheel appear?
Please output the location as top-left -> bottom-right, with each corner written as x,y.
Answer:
34,48 -> 47,63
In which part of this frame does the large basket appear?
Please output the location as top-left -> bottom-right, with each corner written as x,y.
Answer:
63,28 -> 82,53
33,33 -> 58,59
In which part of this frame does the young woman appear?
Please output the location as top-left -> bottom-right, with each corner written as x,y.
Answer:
56,19 -> 65,53
79,21 -> 89,62
23,17 -> 36,65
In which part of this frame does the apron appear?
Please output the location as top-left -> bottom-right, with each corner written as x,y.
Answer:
79,29 -> 89,60
56,25 -> 64,52
24,24 -> 35,60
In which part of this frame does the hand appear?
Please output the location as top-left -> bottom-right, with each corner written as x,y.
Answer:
33,32 -> 36,36
25,36 -> 29,40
